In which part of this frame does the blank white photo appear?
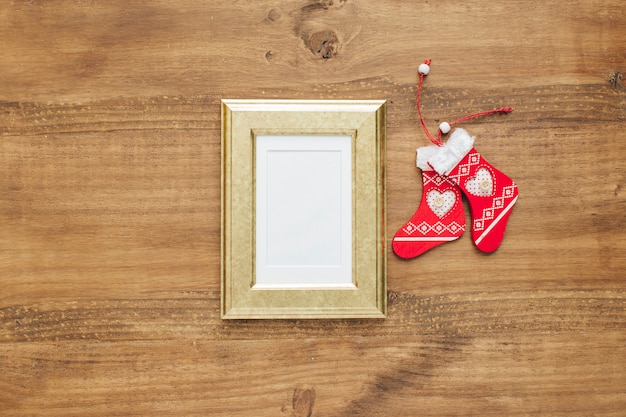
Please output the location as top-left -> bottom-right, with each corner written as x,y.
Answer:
255,135 -> 353,288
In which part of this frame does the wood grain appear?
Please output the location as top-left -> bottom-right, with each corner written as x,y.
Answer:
1,0 -> 625,415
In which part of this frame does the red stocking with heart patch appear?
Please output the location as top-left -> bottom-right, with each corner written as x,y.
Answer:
428,128 -> 518,253
392,146 -> 465,259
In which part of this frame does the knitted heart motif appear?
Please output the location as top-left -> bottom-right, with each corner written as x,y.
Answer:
465,167 -> 494,197
426,189 -> 456,218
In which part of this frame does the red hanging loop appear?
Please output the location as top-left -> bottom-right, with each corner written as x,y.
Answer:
416,59 -> 442,146
415,59 -> 513,146
435,107 -> 514,143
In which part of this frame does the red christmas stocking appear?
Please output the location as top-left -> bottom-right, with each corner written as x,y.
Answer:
392,146 -> 466,259
428,128 -> 518,253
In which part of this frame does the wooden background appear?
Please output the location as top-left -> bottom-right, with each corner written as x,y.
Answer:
1,0 -> 625,415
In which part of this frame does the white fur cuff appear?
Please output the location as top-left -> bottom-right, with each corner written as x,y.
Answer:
428,128 -> 475,175
415,145 -> 439,170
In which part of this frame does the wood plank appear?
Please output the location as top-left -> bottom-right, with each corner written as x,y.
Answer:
1,334 -> 624,416
1,289 -> 625,342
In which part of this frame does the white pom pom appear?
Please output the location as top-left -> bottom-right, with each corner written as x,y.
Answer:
439,122 -> 451,134
418,63 -> 430,75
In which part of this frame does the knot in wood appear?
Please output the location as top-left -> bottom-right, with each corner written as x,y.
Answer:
307,30 -> 339,59
293,387 -> 316,417
267,8 -> 281,22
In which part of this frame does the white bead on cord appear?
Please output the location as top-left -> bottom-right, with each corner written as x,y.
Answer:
418,63 -> 430,75
439,122 -> 451,134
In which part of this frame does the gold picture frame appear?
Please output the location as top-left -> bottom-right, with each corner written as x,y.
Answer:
221,100 -> 386,319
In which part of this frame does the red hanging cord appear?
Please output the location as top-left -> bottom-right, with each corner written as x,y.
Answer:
435,107 -> 513,143
416,59 -> 513,146
416,59 -> 441,146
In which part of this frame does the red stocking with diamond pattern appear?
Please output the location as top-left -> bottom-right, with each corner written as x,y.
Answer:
392,146 -> 466,259
427,128 -> 519,253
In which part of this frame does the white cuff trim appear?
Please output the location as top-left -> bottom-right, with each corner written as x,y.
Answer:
428,128 -> 475,175
415,145 -> 439,170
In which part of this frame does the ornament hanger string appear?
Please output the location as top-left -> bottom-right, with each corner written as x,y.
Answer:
416,59 -> 513,146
